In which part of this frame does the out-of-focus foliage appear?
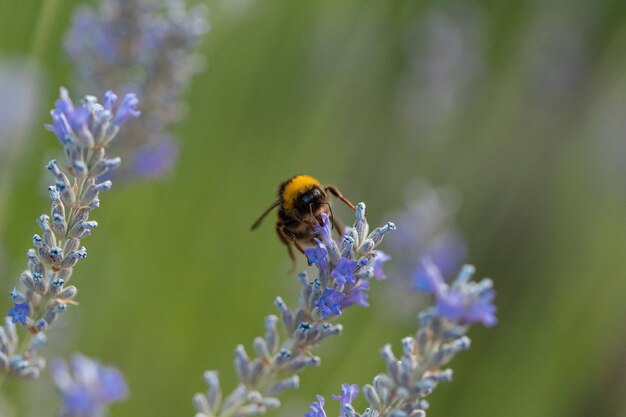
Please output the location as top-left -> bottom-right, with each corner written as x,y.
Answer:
1,1 -> 625,417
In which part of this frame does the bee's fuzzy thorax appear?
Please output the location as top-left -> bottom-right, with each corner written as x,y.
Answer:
281,175 -> 321,212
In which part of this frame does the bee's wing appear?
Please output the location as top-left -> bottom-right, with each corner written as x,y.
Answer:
251,200 -> 281,230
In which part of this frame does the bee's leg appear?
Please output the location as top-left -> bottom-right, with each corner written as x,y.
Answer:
277,225 -> 307,271
325,185 -> 357,210
292,209 -> 316,229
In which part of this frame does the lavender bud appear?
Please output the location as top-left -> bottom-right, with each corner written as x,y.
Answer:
264,315 -> 278,354
203,370 -> 221,411
274,297 -> 293,333
354,202 -> 368,241
192,393 -> 210,414
287,356 -> 320,371
26,248 -> 37,262
32,234 -> 43,248
52,213 -> 67,236
49,246 -> 63,264
272,349 -> 291,368
90,157 -> 121,178
456,264 -> 476,285
234,345 -> 250,383
10,288 -> 27,304
381,344 -> 397,365
37,215 -> 57,247
69,220 -> 98,239
252,337 -> 270,359
71,159 -> 88,178
29,332 -> 48,351
298,270 -> 308,286
247,360 -> 265,386
266,375 -> 299,396
50,279 -> 65,296
32,272 -> 47,294
20,272 -> 38,293
64,238 -> 80,252
57,286 -> 78,300
341,234 -> 355,259
363,384 -> 382,410
46,160 -> 62,177
81,181 -> 112,206
35,319 -> 48,332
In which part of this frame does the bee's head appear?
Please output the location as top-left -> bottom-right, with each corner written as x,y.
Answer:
296,186 -> 326,214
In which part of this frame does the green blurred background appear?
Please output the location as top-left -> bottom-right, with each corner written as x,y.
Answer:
1,0 -> 626,416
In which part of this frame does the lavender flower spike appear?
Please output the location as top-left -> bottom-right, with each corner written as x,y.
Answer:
363,264 -> 495,417
51,353 -> 128,417
1,88 -> 137,380
303,264 -> 496,417
65,0 -> 209,180
193,203 -> 395,417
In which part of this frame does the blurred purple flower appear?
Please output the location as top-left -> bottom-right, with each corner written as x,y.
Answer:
52,354 -> 128,417
65,0 -> 208,181
132,139 -> 178,178
340,280 -> 370,309
386,181 -> 467,293
395,3 -> 486,134
0,57 -> 41,152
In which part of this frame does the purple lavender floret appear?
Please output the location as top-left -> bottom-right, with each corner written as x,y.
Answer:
331,257 -> 358,286
370,250 -> 391,279
315,288 -> 345,318
112,93 -> 141,125
305,239 -> 329,268
415,258 -> 497,327
305,395 -> 327,417
304,384 -> 359,417
7,302 -> 29,324
332,383 -> 359,409
52,354 -> 128,417
341,280 -> 370,309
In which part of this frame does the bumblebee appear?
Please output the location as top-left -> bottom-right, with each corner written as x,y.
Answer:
251,175 -> 356,264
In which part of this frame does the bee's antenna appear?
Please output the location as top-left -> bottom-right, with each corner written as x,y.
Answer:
326,202 -> 335,230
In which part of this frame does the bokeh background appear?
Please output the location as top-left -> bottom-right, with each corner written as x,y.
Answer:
1,0 -> 626,416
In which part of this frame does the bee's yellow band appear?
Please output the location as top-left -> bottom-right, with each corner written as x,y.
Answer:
282,175 -> 321,212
